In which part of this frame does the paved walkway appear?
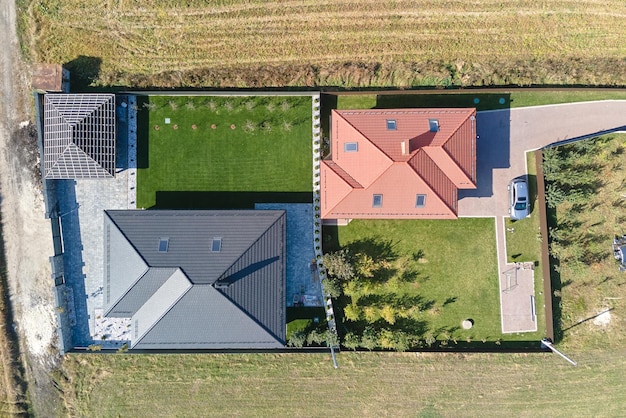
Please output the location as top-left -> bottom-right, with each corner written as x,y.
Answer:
458,100 -> 626,333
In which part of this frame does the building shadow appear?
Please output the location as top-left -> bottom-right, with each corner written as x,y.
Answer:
55,180 -> 91,346
64,55 -> 102,92
154,191 -> 312,210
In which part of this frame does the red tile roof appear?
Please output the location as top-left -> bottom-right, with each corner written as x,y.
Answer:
321,108 -> 477,220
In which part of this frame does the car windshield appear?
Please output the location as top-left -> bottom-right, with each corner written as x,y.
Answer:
514,202 -> 527,210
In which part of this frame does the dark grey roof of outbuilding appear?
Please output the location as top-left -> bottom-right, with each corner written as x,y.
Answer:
43,93 -> 116,179
103,210 -> 286,349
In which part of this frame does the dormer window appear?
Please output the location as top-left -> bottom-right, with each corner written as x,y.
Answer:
386,119 -> 397,130
344,142 -> 358,152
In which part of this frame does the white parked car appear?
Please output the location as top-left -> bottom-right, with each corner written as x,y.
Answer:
508,178 -> 529,221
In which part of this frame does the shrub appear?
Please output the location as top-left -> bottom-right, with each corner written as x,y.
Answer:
361,328 -> 377,351
322,277 -> 342,298
288,331 -> 307,348
343,332 -> 360,351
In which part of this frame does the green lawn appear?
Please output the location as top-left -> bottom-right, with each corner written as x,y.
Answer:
329,218 -> 510,343
136,95 -> 313,208
336,90 -> 626,111
505,151 -> 542,264
58,350 -> 626,417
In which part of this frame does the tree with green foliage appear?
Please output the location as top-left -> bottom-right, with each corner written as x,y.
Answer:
323,250 -> 354,282
288,330 -> 308,348
321,277 -> 342,298
343,332 -> 360,351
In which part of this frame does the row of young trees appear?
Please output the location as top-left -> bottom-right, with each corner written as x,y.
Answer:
322,245 -> 434,351
542,137 -> 616,267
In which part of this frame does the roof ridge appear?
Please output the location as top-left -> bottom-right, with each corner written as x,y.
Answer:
132,268 -> 194,347
324,160 -> 363,189
333,110 -> 394,163
214,285 -> 284,344
215,211 -> 285,284
45,142 -> 74,177
407,151 -> 457,214
105,266 -> 176,317
440,112 -> 476,185
104,210 -> 152,268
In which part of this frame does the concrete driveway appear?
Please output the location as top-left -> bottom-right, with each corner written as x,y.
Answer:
458,100 -> 626,333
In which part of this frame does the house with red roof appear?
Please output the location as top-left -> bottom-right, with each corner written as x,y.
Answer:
321,108 -> 477,222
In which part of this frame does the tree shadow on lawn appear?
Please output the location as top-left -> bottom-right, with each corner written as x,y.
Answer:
356,293 -> 435,312
154,191 -> 312,209
344,237 -> 398,264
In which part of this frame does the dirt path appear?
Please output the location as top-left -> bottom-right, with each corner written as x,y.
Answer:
0,1 -> 63,415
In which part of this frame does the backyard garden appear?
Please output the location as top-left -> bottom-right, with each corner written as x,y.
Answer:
135,95 -> 313,209
322,217 -> 548,351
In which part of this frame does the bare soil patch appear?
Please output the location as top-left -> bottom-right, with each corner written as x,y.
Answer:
0,0 -> 64,415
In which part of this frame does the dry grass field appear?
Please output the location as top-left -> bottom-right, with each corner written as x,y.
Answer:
56,350 -> 626,417
20,0 -> 626,88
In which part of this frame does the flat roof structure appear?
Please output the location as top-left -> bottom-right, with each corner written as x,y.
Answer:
43,93 -> 116,179
104,210 -> 287,350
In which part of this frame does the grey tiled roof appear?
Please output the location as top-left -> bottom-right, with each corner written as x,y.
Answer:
43,93 -> 116,179
103,210 -> 286,349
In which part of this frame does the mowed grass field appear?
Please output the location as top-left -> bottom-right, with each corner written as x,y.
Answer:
335,91 -> 626,111
58,350 -> 626,417
21,0 -> 626,87
136,95 -> 312,208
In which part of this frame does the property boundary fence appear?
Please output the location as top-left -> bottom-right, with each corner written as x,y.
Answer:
535,150 -> 555,341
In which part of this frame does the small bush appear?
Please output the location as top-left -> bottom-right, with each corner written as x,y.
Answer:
288,331 -> 307,348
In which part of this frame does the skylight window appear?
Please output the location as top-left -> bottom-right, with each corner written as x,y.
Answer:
158,238 -> 169,253
386,119 -> 397,130
344,142 -> 358,152
372,194 -> 383,208
211,237 -> 222,253
415,194 -> 426,208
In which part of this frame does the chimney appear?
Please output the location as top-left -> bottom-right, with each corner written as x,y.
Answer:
401,141 -> 407,155
428,119 -> 440,132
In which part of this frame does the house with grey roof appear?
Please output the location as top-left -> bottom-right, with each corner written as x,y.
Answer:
104,209 -> 287,349
43,93 -> 116,179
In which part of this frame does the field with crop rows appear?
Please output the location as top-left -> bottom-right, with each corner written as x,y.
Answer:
21,0 -> 626,88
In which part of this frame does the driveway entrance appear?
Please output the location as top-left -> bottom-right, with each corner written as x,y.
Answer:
458,100 -> 626,333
